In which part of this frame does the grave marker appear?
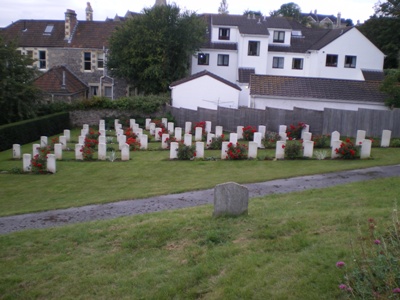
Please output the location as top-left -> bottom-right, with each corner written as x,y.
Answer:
63,129 -> 71,142
381,130 -> 391,147
145,118 -> 151,130
174,127 -> 182,141
75,144 -> 83,160
121,143 -> 130,161
275,141 -> 286,159
162,134 -> 170,149
98,143 -> 106,160
54,144 -> 62,160
13,144 -> 21,159
47,154 -> 56,173
167,122 -> 174,134
303,140 -> 314,158
140,135 -> 148,150
229,133 -> 238,144
258,125 -> 266,137
213,182 -> 249,217
185,122 -> 192,134
237,126 -> 244,139
205,121 -> 212,133
248,142 -> 258,159
40,136 -> 48,147
23,154 -> 31,172
59,136 -> 67,150
279,125 -> 287,133
360,139 -> 372,159
170,142 -> 179,159
221,141 -> 229,159
195,127 -> 203,141
215,126 -> 223,138
356,130 -> 366,146
184,134 -> 192,146
32,144 -> 40,157
196,142 -> 204,158
330,131 -> 340,147
253,132 -> 262,148
331,140 -> 342,158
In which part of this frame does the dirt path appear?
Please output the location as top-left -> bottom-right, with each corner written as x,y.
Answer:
1,164 -> 399,235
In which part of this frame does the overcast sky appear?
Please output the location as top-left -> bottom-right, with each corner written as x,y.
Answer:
1,0 -> 378,27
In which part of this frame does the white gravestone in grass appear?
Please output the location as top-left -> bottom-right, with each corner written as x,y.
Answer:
162,134 -> 170,149
149,123 -> 156,136
360,139 -> 372,159
215,126 -> 223,138
279,125 -> 287,134
32,144 -> 40,156
59,136 -> 67,150
301,124 -> 310,139
303,140 -> 314,158
98,143 -> 106,160
63,129 -> 71,142
145,118 -> 151,130
161,118 -> 168,128
119,135 -> 127,150
258,125 -> 266,137
47,154 -> 56,173
170,142 -> 179,159
302,132 -> 312,141
184,134 -> 192,146
99,136 -> 106,144
114,120 -> 119,130
40,136 -> 48,147
356,130 -> 366,146
196,142 -> 204,158
253,132 -> 262,148
129,119 -> 136,129
237,126 -> 244,139
75,144 -> 83,160
279,132 -> 287,141
121,143 -> 130,161
174,127 -> 182,141
23,154 -> 31,172
155,128 -> 162,141
205,121 -> 212,133
206,133 -> 215,148
221,141 -> 229,159
229,133 -> 238,144
195,127 -> 203,141
330,131 -> 340,147
79,136 -> 85,145
140,135 -> 148,150
167,122 -> 174,134
248,142 -> 258,159
13,144 -> 21,159
381,130 -> 391,147
54,144 -> 62,160
185,122 -> 192,134
99,120 -> 105,131
331,140 -> 342,159
275,141 -> 286,159
99,129 -> 106,137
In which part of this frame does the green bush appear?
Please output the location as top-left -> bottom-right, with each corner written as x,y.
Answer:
390,139 -> 400,147
0,112 -> 70,151
283,140 -> 303,159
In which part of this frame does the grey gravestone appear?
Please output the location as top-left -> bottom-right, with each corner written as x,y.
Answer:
213,182 -> 249,217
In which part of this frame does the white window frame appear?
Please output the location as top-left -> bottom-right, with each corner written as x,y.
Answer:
248,41 -> 260,56
272,57 -> 284,69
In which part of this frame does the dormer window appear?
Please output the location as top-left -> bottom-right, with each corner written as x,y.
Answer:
44,24 -> 54,35
273,31 -> 285,43
291,30 -> 302,38
219,28 -> 230,40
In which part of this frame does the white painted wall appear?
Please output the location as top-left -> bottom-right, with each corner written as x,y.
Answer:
211,26 -> 239,43
171,75 -> 240,110
268,29 -> 292,46
267,52 -> 310,77
237,35 -> 269,75
251,96 -> 388,111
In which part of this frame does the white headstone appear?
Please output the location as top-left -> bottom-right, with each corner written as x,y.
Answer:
258,125 -> 266,137
32,144 -> 40,157
237,126 -> 244,139
140,135 -> 148,150
99,129 -> 106,137
221,141 -> 229,159
356,130 -> 366,146
196,142 -> 204,158
99,119 -> 105,131
83,124 -> 89,130
185,122 -> 192,134
170,142 -> 179,159
75,144 -> 83,160
119,135 -> 127,150
167,122 -> 174,134
130,119 -> 136,129
331,140 -> 342,159
162,133 -> 170,149
302,132 -> 312,141
174,127 -> 182,141
195,127 -> 203,141
81,129 -> 88,137
229,133 -> 238,144
205,121 -> 212,133
276,141 -> 286,159
215,126 -> 223,138
155,128 -> 162,141
99,136 -> 106,144
116,129 -> 123,137
13,144 -> 21,159
63,129 -> 71,142
248,142 -> 258,159
54,143 -> 62,160
303,140 -> 314,158
23,153 -> 31,172
206,133 -> 215,147
184,134 -> 192,146
121,143 -> 130,161
98,143 -> 106,160
279,132 -> 287,141
132,124 -> 140,134
137,128 -> 143,136
59,136 -> 67,150
116,124 -> 122,130
145,118 -> 151,130
253,132 -> 262,148
361,139 -> 372,159
114,119 -> 119,130
161,118 -> 168,128
330,131 -> 340,147
47,154 -> 56,173
149,122 -> 156,136
79,135 -> 85,145
279,125 -> 287,134
301,124 -> 310,139
40,136 -> 48,147
381,130 -> 391,147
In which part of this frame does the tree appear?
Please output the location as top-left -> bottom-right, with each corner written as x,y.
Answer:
0,37 -> 40,125
218,0 -> 229,14
107,4 -> 206,94
243,10 -> 263,17
270,2 -> 302,20
374,0 -> 400,17
380,69 -> 400,108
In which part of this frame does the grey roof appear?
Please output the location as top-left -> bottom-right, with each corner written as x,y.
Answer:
362,70 -> 385,81
250,74 -> 386,103
207,14 -> 271,35
238,68 -> 255,83
170,70 -> 241,91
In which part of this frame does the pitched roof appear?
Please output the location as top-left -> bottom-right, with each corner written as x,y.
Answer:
34,65 -> 88,94
250,74 -> 386,103
362,70 -> 385,81
206,14 -> 271,35
170,70 -> 241,91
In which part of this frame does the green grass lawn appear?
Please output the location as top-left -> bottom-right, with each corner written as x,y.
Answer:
0,129 -> 400,216
1,177 -> 399,299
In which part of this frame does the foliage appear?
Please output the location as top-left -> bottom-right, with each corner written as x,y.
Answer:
283,140 -> 303,159
380,69 -> 400,108
312,134 -> 330,148
391,138 -> 400,147
314,150 -> 329,160
336,211 -> 400,298
225,142 -> 248,160
126,137 -> 141,151
30,146 -> 51,174
286,122 -> 306,140
242,126 -> 257,141
80,128 -> 99,161
176,142 -> 196,160
0,36 -> 41,125
270,2 -> 304,23
218,0 -> 229,14
374,0 -> 400,17
193,121 -> 207,140
334,138 -> 360,159
164,136 -> 178,149
124,128 -> 138,140
262,131 -> 280,148
207,134 -> 225,150
107,4 -> 206,94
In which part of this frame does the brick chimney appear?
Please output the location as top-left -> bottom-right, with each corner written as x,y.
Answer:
65,9 -> 77,40
86,2 -> 93,21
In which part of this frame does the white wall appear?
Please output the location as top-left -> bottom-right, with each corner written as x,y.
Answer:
251,96 -> 388,111
171,75 -> 240,110
211,26 -> 239,43
237,35 -> 269,75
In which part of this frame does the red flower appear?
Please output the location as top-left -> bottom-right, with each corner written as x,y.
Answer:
282,144 -> 286,149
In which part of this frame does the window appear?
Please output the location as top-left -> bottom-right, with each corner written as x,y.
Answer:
292,58 -> 303,70
44,24 -> 54,35
89,85 -> 99,97
38,50 -> 46,69
344,55 -> 357,68
218,28 -> 230,40
197,53 -> 209,65
104,86 -> 113,98
84,52 -> 92,71
272,57 -> 284,69
273,31 -> 285,43
217,54 -> 229,66
326,54 -> 338,67
97,53 -> 104,69
26,50 -> 33,59
248,41 -> 260,56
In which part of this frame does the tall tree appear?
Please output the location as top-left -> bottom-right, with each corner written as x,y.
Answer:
218,0 -> 229,14
0,37 -> 40,125
380,69 -> 400,108
270,2 -> 302,20
107,4 -> 206,94
374,0 -> 400,17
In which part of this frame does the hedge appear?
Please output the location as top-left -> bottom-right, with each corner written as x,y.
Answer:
0,112 -> 70,151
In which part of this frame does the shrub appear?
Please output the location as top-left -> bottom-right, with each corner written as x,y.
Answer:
126,137 -> 141,151
207,134 -> 225,150
226,142 -> 248,160
336,210 -> 400,298
31,146 -> 51,174
242,126 -> 257,141
177,143 -> 196,160
390,138 -> 400,147
283,140 -> 303,159
312,134 -> 330,148
334,138 -> 360,159
263,131 -> 280,148
286,122 -> 306,140
164,136 -> 178,149
193,121 -> 207,140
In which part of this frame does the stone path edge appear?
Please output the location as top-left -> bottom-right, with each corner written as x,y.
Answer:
0,164 -> 399,235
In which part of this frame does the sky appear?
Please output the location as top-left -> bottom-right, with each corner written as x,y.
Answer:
1,0 -> 378,28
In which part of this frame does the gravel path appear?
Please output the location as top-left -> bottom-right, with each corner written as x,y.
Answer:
1,164 -> 399,235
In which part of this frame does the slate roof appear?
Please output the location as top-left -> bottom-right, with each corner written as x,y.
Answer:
34,65 -> 88,94
0,19 -> 118,48
238,68 -> 255,83
170,70 -> 241,91
250,74 -> 386,103
362,70 -> 385,81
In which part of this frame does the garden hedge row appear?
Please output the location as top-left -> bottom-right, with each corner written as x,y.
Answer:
0,112 -> 70,151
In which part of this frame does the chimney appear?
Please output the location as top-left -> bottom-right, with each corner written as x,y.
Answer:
64,9 -> 77,40
337,12 -> 341,28
314,9 -> 317,15
86,2 -> 93,21
61,70 -> 66,90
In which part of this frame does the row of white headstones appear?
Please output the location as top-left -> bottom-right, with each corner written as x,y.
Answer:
15,118 -> 393,173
